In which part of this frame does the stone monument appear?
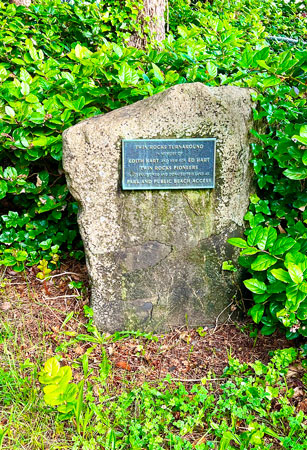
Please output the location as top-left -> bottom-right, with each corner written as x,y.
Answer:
63,83 -> 254,332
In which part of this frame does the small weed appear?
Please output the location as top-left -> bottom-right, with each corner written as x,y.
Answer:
36,347 -> 307,450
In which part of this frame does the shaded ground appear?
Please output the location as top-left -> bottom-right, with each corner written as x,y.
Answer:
0,261 -> 300,386
0,262 -> 306,450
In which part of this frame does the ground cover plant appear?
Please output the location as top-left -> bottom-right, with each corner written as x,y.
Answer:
0,0 -> 306,338
0,0 -> 307,448
39,348 -> 307,450
0,267 -> 306,449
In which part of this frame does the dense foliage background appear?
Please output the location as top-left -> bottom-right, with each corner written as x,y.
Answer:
0,0 -> 306,336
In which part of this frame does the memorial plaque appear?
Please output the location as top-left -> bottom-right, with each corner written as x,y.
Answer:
122,138 -> 216,190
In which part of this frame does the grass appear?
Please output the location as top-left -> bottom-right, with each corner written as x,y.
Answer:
0,320 -> 71,449
0,269 -> 306,449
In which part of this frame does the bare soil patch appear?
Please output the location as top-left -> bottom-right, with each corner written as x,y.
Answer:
0,261 -> 300,388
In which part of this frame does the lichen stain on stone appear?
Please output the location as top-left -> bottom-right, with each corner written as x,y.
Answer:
62,83 -> 255,332
117,240 -> 172,272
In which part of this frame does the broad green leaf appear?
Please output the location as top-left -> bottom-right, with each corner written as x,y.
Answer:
247,226 -> 276,250
73,96 -> 85,112
119,63 -> 139,85
251,254 -> 277,271
261,227 -> 277,250
39,239 -> 52,250
253,47 -> 270,63
247,226 -> 264,247
257,60 -> 271,70
271,268 -> 292,283
43,393 -> 62,407
267,281 -> 286,294
0,230 -> 17,244
293,135 -> 307,145
58,404 -> 74,414
62,383 -> 78,402
61,72 -> 74,83
283,167 -> 307,180
25,94 -> 39,103
32,136 -> 47,146
29,112 -> 45,124
112,43 -> 123,57
152,63 -> 164,83
299,281 -> 307,294
206,61 -> 217,78
241,45 -> 253,68
177,25 -> 188,39
0,180 -> 8,199
288,264 -> 304,284
3,167 -> 17,179
261,325 -> 277,335
21,82 -> 30,96
244,278 -> 267,294
5,106 -> 15,117
302,150 -> 307,166
58,366 -> 72,387
0,256 -> 16,266
249,303 -> 265,324
16,251 -> 27,262
165,70 -> 180,84
262,76 -> 281,87
299,125 -> 307,138
271,237 -> 295,255
286,284 -> 306,311
270,301 -> 284,317
297,300 -> 307,320
44,357 -> 59,376
20,68 -> 32,83
74,44 -> 92,59
227,237 -> 248,248
43,383 -> 63,395
285,252 -> 307,273
240,247 -> 259,255
0,65 -> 8,81
219,431 -> 235,450
13,262 -> 25,272
253,293 -> 271,303
25,38 -> 38,61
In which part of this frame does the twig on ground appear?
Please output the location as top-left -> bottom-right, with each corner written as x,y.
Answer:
37,272 -> 80,282
39,297 -> 66,323
0,266 -> 7,283
171,377 -> 227,382
210,301 -> 234,334
101,395 -> 118,403
44,295 -> 80,300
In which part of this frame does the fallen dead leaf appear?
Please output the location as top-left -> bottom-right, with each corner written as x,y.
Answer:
297,398 -> 307,412
75,345 -> 85,355
293,386 -> 304,398
286,365 -> 299,379
278,224 -> 286,234
107,345 -> 115,356
115,360 -> 132,371
193,435 -> 206,447
0,302 -> 11,311
93,384 -> 100,397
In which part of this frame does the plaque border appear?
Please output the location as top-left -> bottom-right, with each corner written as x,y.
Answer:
122,138 -> 216,190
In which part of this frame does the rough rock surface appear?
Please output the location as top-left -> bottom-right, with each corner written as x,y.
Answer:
63,83 -> 254,332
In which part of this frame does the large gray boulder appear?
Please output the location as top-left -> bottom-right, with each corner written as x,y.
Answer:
63,83 -> 254,332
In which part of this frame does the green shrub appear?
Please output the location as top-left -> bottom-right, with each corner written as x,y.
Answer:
0,0 -> 306,338
226,44 -> 307,338
0,0 -> 151,269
